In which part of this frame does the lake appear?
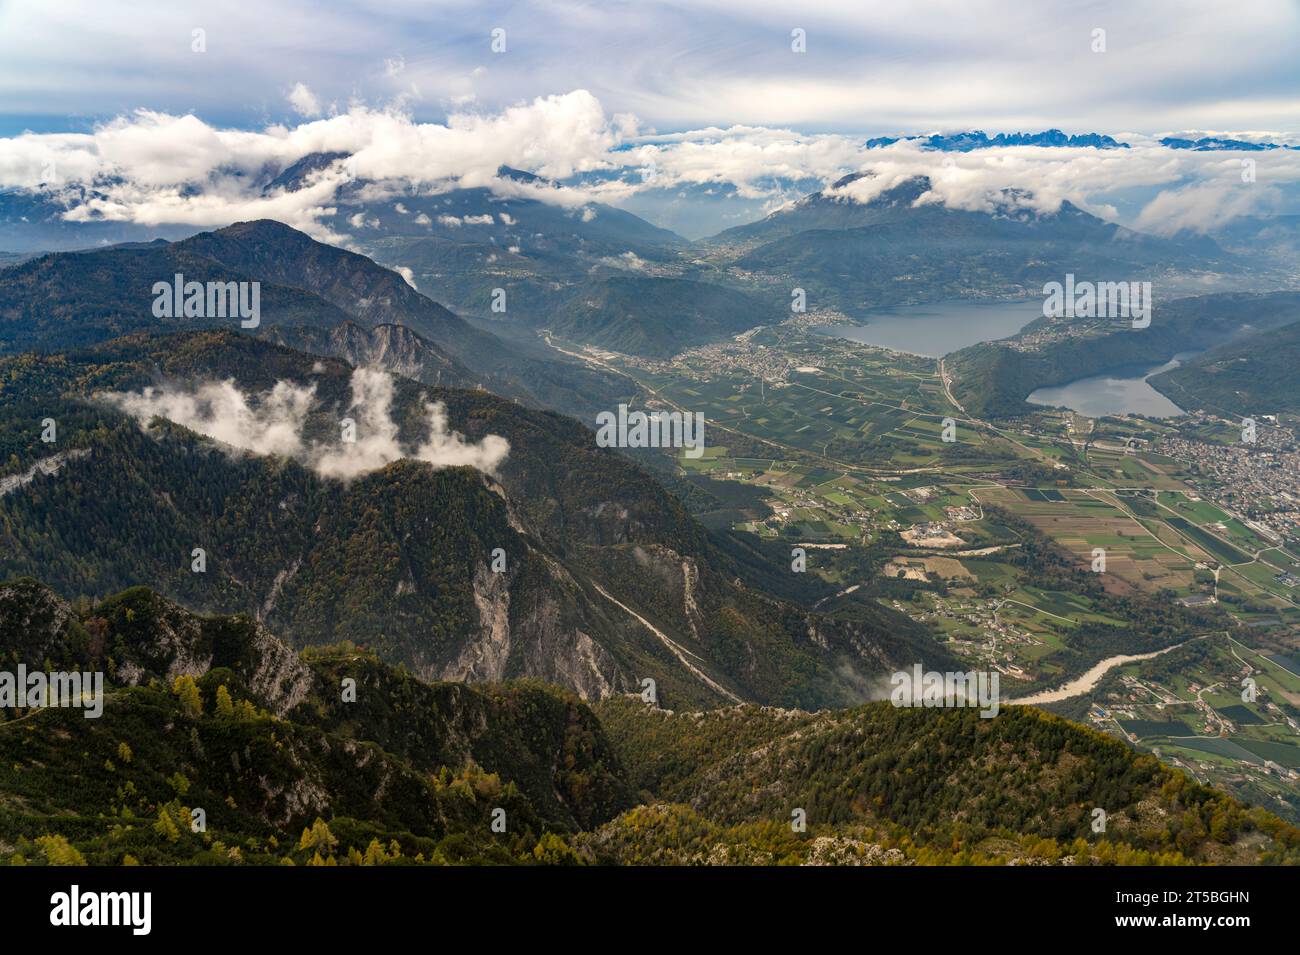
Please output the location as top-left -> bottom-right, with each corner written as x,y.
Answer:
1026,354 -> 1194,419
812,300 -> 1193,419
814,299 -> 1044,357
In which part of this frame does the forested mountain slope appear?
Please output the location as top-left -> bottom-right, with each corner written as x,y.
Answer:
2,579 -> 1295,867
0,330 -> 945,709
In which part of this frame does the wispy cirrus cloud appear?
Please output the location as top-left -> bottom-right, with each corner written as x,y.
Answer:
2,0 -> 1298,133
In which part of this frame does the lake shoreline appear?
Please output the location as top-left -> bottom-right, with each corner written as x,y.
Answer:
1026,352 -> 1200,419
814,299 -> 1043,358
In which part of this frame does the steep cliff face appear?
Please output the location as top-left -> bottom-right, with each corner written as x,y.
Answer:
175,219 -> 488,349
264,321 -> 476,391
450,556 -> 626,701
0,578 -> 80,664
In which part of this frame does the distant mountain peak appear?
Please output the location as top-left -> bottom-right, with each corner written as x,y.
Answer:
816,173 -> 932,206
866,129 -> 1129,151
262,151 -> 350,194
829,171 -> 873,190
1160,135 -> 1299,152
213,218 -> 310,239
495,165 -> 551,186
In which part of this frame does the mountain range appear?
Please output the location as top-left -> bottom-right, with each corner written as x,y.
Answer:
866,129 -> 1130,150
701,174 -> 1236,314
1160,136 -> 1300,151
3,149 -> 1300,869
0,218 -> 633,418
5,152 -> 1255,359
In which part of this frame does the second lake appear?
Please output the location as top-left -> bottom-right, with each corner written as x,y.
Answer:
1026,354 -> 1194,419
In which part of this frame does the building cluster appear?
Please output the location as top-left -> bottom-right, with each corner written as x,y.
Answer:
1159,430 -> 1300,542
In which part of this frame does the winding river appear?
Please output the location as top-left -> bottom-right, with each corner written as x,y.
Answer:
1007,641 -> 1192,706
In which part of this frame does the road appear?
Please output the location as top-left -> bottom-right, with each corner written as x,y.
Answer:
588,580 -> 742,703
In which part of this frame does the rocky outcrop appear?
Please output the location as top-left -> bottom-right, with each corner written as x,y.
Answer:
0,580 -> 312,715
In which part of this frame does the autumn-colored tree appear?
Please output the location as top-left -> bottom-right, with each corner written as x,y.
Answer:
363,838 -> 393,866
35,834 -> 86,866
154,806 -> 181,843
298,817 -> 338,854
532,833 -> 581,865
172,675 -> 202,718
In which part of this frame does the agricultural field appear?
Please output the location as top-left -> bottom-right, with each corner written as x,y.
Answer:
587,322 -> 1300,818
972,486 -> 1198,594
633,326 -> 1300,631
1076,636 -> 1300,821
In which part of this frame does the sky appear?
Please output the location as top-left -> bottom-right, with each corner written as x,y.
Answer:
3,0 -> 1299,134
1,0 -> 1298,239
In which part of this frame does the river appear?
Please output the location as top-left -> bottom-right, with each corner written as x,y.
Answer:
1008,641 -> 1190,705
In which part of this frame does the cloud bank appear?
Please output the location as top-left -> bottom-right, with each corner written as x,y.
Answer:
101,367 -> 510,480
2,87 -> 1299,240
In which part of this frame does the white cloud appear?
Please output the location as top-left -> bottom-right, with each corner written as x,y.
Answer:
597,250 -> 647,271
0,91 -> 627,241
103,378 -> 314,460
4,1 -> 1299,134
288,83 -> 322,119
628,130 -> 1300,233
101,367 -> 509,481
1135,181 -> 1282,236
3,86 -> 1299,241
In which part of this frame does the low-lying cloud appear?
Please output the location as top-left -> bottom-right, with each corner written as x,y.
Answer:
4,86 -> 1300,240
101,367 -> 509,480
